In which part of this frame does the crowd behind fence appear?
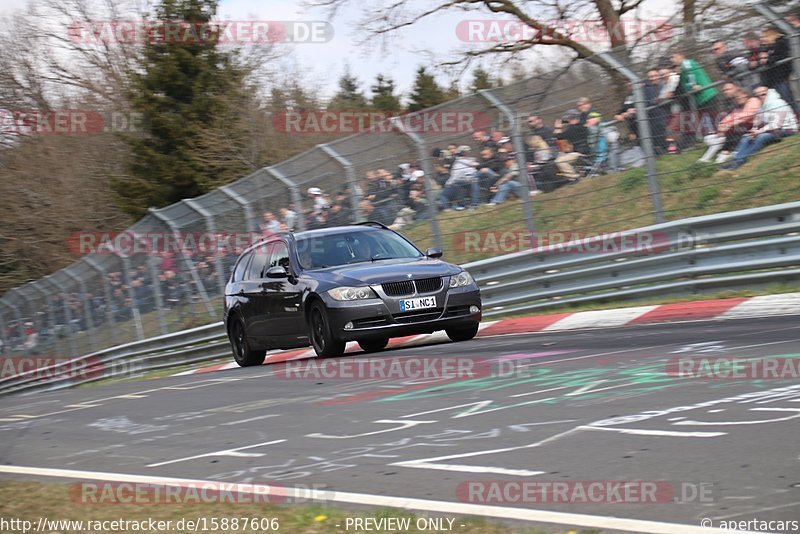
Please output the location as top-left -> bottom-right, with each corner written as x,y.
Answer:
2,2 -> 800,360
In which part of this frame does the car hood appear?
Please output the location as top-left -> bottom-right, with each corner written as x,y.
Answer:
312,258 -> 461,286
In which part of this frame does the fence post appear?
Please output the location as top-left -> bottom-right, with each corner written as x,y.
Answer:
83,256 -> 121,341
148,208 -> 216,320
62,267 -> 98,352
29,282 -> 67,358
598,51 -> 666,224
219,184 -> 259,233
479,89 -> 538,239
753,2 -> 800,109
112,251 -> 145,341
266,166 -> 306,232
7,297 -> 25,352
183,199 -> 227,297
318,143 -> 364,222
389,117 -> 443,250
0,298 -> 23,355
41,278 -> 80,357
0,302 -> 9,355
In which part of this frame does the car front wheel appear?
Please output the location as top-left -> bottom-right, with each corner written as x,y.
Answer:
309,301 -> 346,358
446,323 -> 480,342
230,317 -> 266,367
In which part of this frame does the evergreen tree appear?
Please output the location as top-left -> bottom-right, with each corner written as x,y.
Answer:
470,67 -> 494,93
112,0 -> 245,217
328,67 -> 367,110
444,80 -> 461,100
407,66 -> 446,112
370,74 -> 401,113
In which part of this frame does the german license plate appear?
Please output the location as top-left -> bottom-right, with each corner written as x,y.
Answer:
399,296 -> 437,312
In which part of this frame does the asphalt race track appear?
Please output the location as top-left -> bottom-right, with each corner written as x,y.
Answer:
1,317 -> 799,533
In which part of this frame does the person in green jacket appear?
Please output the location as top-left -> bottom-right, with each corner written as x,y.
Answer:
671,48 -> 720,114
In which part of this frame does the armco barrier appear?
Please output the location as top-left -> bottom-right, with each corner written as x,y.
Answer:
2,201 -> 800,397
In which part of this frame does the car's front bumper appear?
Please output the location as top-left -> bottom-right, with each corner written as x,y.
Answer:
319,284 -> 482,342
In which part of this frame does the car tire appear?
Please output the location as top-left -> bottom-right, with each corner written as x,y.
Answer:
358,338 -> 389,353
445,323 -> 480,342
309,301 -> 346,358
229,317 -> 267,367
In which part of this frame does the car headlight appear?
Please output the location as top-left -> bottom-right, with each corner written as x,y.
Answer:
328,286 -> 377,301
449,271 -> 474,288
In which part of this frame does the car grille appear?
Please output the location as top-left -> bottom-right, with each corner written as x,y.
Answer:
414,277 -> 443,294
393,309 -> 443,324
381,277 -> 442,297
382,280 -> 415,296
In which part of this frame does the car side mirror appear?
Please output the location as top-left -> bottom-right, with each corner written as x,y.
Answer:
426,247 -> 443,259
266,266 -> 288,278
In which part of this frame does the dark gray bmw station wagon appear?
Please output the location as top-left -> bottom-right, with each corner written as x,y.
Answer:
223,222 -> 482,366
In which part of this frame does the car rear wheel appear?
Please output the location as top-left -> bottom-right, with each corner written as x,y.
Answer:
309,301 -> 346,358
446,323 -> 480,342
358,338 -> 389,353
230,317 -> 266,367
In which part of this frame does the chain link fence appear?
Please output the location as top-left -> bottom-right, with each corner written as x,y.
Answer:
2,1 -> 799,361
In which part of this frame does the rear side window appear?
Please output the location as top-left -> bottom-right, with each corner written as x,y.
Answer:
269,242 -> 290,270
247,248 -> 271,280
233,253 -> 252,282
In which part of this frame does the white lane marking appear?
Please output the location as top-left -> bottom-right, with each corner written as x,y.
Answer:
392,427 -> 581,474
510,386 -> 571,398
0,465 -> 752,534
399,464 -> 544,476
220,414 -> 281,426
306,419 -> 436,439
146,439 -> 286,467
581,426 -> 726,438
399,401 -> 494,419
672,407 -> 800,426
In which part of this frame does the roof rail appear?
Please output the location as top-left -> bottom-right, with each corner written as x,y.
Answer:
247,231 -> 294,250
355,221 -> 391,230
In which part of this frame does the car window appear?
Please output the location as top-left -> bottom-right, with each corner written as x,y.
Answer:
232,253 -> 252,282
247,248 -> 271,280
269,242 -> 290,271
296,230 -> 422,269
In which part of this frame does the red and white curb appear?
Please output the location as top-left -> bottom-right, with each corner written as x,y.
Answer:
174,293 -> 800,376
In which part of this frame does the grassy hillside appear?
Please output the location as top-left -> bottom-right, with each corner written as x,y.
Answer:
403,137 -> 800,265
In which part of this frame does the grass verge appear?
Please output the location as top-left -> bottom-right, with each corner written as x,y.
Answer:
0,481 -> 600,534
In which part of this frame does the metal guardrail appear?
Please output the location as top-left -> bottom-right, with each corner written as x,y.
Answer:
2,201 -> 800,397
471,201 -> 800,317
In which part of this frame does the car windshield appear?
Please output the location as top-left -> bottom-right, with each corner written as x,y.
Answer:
296,230 -> 423,270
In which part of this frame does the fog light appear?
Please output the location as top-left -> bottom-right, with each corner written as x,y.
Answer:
344,322 -> 354,330
469,306 -> 480,314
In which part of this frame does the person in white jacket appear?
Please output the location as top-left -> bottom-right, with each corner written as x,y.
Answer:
721,86 -> 798,169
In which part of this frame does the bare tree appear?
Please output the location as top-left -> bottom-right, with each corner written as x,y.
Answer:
309,0 -> 730,74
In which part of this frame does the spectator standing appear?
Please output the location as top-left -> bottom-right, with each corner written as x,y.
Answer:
577,97 -> 595,126
759,26 -> 796,112
260,211 -> 281,234
280,206 -> 297,230
554,110 -> 589,179
672,48 -> 721,117
712,40 -> 752,84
